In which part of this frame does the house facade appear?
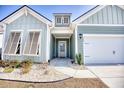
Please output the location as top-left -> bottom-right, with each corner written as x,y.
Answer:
0,5 -> 124,65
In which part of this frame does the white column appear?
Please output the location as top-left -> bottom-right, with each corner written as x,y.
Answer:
69,37 -> 70,58
46,25 -> 50,61
75,26 -> 78,54
55,38 -> 56,57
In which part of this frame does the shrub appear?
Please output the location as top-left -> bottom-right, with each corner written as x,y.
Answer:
0,60 -> 4,67
3,67 -> 14,73
0,60 -> 9,68
76,53 -> 83,65
9,60 -> 20,68
20,59 -> 32,68
20,59 -> 33,74
21,67 -> 31,74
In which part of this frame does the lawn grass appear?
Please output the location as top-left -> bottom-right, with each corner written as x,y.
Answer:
0,78 -> 108,88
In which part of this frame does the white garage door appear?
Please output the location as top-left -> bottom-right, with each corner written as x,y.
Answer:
83,35 -> 124,65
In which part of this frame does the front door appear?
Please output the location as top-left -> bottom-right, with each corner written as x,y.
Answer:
58,41 -> 66,58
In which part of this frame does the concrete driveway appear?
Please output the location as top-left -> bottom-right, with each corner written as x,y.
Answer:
87,65 -> 124,88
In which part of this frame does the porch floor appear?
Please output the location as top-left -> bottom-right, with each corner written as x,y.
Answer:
50,58 -> 72,67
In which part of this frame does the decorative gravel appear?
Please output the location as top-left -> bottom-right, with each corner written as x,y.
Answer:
0,64 -> 71,82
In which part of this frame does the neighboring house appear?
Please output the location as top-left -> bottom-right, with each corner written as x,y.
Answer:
0,5 -> 124,65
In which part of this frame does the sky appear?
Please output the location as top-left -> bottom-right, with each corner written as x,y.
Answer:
0,5 -> 95,21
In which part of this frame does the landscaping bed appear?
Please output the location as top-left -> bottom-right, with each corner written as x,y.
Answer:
0,60 -> 70,82
0,78 -> 108,88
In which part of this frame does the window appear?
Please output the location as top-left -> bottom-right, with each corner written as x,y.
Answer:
4,32 -> 21,54
24,32 -> 40,55
56,17 -> 62,24
64,17 -> 69,24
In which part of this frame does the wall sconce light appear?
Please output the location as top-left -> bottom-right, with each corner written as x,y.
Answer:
79,33 -> 82,39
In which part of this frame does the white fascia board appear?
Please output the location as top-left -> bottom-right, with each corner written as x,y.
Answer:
27,8 -> 52,25
3,8 -> 25,24
83,34 -> 124,37
117,5 -> 124,10
77,24 -> 124,27
73,5 -> 106,24
2,6 -> 52,26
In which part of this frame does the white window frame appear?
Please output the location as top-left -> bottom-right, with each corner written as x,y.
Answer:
23,29 -> 41,56
4,30 -> 23,56
63,17 -> 69,25
56,17 -> 62,25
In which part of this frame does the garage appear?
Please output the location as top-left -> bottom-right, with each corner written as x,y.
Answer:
83,34 -> 124,65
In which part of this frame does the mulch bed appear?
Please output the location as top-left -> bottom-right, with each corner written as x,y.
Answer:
0,78 -> 108,88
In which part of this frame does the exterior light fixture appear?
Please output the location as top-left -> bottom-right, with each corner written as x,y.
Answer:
79,33 -> 82,39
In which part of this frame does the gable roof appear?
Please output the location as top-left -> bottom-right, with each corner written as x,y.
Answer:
72,5 -> 124,24
0,5 -> 52,25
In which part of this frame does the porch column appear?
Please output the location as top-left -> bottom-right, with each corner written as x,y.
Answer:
69,38 -> 70,58
55,38 -> 56,57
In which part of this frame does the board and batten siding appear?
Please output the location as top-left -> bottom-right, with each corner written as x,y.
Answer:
3,13 -> 48,62
81,6 -> 124,24
77,26 -> 124,57
70,31 -> 75,59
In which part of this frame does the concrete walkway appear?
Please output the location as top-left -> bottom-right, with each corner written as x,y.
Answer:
50,58 -> 96,78
87,65 -> 124,88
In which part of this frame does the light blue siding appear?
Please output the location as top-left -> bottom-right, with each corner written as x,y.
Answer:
81,6 -> 124,24
3,13 -> 48,62
70,31 -> 75,59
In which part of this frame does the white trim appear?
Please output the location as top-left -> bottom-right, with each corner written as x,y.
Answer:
58,41 -> 67,58
55,17 -> 62,25
2,24 -> 6,60
4,54 -> 21,56
3,10 -> 24,24
73,5 -> 124,24
55,38 -> 56,57
73,5 -> 106,24
4,30 -> 22,55
2,6 -> 51,25
83,34 -> 124,37
75,26 -> 78,54
23,29 -> 41,56
69,38 -> 70,58
77,24 -> 124,26
46,25 -> 50,61
27,29 -> 42,32
54,37 -> 71,39
63,17 -> 70,25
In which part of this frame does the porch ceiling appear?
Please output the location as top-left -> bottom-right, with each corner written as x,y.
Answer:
53,33 -> 72,38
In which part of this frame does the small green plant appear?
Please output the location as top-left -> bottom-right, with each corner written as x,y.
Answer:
76,53 -> 83,65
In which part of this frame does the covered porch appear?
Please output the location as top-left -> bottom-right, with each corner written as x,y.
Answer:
50,28 -> 73,59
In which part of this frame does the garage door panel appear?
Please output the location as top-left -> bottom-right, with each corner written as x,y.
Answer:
83,36 -> 124,64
